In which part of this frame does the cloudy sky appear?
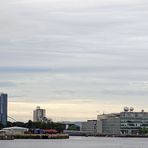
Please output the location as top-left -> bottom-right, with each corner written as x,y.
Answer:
0,0 -> 148,122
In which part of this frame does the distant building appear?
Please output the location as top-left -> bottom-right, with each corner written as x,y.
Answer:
0,93 -> 8,126
81,120 -> 97,135
97,113 -> 120,135
2,126 -> 28,135
120,111 -> 148,135
33,106 -> 46,122
97,107 -> 148,136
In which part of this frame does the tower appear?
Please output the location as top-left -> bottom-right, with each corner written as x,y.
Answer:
33,106 -> 46,122
0,93 -> 8,127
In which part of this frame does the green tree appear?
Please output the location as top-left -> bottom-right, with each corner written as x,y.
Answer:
67,124 -> 80,131
139,128 -> 148,135
6,120 -> 65,133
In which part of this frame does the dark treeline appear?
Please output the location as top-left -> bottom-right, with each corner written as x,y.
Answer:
0,120 -> 66,133
0,121 -> 80,132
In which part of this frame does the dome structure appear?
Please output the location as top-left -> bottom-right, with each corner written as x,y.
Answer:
124,106 -> 129,112
130,107 -> 134,112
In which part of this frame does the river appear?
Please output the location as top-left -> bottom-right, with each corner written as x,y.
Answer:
0,136 -> 147,148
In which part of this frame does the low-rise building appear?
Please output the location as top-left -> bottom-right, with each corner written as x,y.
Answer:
2,126 -> 28,135
120,111 -> 148,135
97,108 -> 148,136
81,120 -> 97,135
97,113 -> 120,135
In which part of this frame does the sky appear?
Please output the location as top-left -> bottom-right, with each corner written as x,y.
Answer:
0,0 -> 148,122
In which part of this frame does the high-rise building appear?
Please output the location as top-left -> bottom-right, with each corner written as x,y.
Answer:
33,106 -> 46,122
0,93 -> 8,126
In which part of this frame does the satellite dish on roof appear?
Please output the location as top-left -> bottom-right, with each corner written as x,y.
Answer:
124,106 -> 129,112
130,107 -> 134,112
141,109 -> 144,113
36,106 -> 40,109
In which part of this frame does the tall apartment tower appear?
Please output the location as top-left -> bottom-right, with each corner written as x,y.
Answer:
33,106 -> 46,122
0,93 -> 8,126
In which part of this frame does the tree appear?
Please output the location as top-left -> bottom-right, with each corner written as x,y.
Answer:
0,123 -> 3,129
25,120 -> 33,129
139,128 -> 148,135
6,120 -> 65,133
67,124 -> 80,131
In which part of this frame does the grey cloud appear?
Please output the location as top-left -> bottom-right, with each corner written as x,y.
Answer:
0,0 -> 148,107
100,89 -> 148,97
0,81 -> 15,87
0,64 -> 148,74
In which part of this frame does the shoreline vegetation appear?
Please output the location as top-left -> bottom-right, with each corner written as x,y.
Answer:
0,120 -> 70,140
1,121 -> 148,140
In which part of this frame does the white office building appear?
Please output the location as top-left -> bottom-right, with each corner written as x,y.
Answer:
2,126 -> 28,135
97,107 -> 148,136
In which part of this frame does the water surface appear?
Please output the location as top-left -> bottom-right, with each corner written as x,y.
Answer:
0,137 -> 147,148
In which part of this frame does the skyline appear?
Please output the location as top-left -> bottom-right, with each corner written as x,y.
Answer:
1,0 -> 148,121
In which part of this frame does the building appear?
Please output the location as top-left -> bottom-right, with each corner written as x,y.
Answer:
97,113 -> 120,135
120,110 -> 148,135
81,120 -> 97,135
97,107 -> 148,136
33,106 -> 46,122
0,93 -> 8,126
2,126 -> 28,135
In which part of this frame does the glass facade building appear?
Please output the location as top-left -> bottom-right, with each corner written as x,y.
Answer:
97,110 -> 148,135
0,93 -> 8,126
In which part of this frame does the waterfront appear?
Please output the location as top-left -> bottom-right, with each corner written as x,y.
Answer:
0,137 -> 148,148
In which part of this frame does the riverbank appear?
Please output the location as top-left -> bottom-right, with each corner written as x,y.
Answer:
0,135 -> 14,140
14,134 -> 69,139
0,134 -> 69,140
96,134 -> 148,138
